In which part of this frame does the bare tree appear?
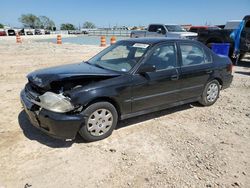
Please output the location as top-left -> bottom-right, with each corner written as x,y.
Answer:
83,21 -> 96,29
19,14 -> 41,28
39,16 -> 55,30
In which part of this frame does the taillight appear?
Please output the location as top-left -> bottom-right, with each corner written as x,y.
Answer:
227,63 -> 233,73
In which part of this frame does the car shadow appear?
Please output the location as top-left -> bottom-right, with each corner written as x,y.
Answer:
74,103 -> 195,144
18,110 -> 74,148
234,57 -> 250,76
19,103 -> 197,146
236,58 -> 250,68
234,71 -> 250,76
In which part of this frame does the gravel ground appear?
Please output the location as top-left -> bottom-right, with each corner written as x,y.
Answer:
0,41 -> 249,188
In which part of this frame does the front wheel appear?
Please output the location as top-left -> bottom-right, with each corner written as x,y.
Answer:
199,80 -> 220,106
79,102 -> 118,142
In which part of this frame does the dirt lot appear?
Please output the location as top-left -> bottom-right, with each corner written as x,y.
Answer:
0,41 -> 249,188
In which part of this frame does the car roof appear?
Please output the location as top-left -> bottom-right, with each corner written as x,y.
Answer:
120,37 -> 200,45
148,24 -> 179,25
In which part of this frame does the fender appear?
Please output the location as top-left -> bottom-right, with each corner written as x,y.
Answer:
68,74 -> 132,115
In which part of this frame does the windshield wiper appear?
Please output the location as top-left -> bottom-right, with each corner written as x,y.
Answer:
93,63 -> 106,70
84,61 -> 106,69
84,61 -> 91,65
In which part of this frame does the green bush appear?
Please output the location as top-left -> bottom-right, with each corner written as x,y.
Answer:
60,23 -> 76,30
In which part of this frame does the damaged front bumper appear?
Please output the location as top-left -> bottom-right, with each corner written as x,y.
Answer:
20,89 -> 84,140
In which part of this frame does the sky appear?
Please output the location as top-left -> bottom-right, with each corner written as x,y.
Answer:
0,0 -> 249,28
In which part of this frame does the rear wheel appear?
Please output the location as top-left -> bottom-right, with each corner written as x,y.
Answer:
79,102 -> 118,142
199,80 -> 220,106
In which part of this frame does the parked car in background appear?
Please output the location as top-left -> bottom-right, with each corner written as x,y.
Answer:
130,24 -> 197,39
81,29 -> 89,34
45,30 -> 51,35
189,26 -> 221,33
18,29 -> 25,35
26,31 -> 33,35
7,29 -> 16,36
35,29 -> 42,35
0,29 -> 7,36
68,30 -> 82,35
198,15 -> 250,58
20,38 -> 233,142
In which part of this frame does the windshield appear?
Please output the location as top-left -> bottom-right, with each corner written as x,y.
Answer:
87,41 -> 150,72
165,25 -> 186,32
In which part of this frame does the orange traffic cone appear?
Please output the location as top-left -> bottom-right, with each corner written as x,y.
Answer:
57,35 -> 62,44
100,36 -> 106,47
110,36 -> 116,45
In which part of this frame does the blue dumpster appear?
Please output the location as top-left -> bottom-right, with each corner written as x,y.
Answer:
211,43 -> 230,56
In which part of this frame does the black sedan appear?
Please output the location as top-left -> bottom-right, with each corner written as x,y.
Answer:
20,38 -> 233,142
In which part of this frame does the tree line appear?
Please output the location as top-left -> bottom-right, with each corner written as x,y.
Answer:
17,14 -> 95,30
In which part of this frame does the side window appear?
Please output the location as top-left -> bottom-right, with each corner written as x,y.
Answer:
148,25 -> 157,32
180,44 -> 210,66
145,44 -> 177,71
158,25 -> 166,34
101,45 -> 129,60
134,48 -> 145,58
189,28 -> 197,33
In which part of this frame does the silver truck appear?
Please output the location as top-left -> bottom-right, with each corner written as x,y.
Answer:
130,24 -> 197,39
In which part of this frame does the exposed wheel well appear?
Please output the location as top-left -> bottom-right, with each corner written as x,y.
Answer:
214,78 -> 223,88
85,97 -> 121,117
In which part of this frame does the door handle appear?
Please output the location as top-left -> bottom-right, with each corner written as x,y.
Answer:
206,70 -> 213,74
171,75 -> 179,80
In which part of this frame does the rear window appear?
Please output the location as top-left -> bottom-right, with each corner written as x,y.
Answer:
189,28 -> 198,33
180,43 -> 212,66
148,25 -> 164,32
148,25 -> 158,32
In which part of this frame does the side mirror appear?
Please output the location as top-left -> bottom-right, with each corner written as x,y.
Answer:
137,64 -> 156,74
156,28 -> 162,34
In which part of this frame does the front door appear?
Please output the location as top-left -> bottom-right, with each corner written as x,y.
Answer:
131,43 -> 181,112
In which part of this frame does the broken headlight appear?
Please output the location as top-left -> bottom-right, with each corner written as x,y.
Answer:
38,92 -> 74,113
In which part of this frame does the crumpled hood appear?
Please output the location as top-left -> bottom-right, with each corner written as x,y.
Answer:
27,62 -> 120,89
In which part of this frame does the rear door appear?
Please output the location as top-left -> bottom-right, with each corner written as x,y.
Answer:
178,42 -> 214,100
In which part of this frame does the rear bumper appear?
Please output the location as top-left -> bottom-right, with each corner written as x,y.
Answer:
20,90 -> 84,140
222,74 -> 233,89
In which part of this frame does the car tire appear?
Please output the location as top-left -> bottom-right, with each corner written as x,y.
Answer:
199,80 -> 220,106
79,102 -> 118,142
